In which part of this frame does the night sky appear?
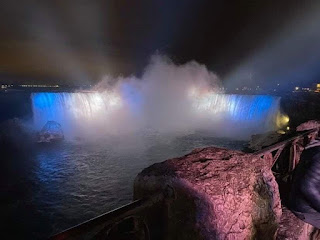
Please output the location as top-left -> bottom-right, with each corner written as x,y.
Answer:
0,0 -> 319,87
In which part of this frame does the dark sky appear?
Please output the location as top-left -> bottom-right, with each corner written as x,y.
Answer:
0,0 -> 319,86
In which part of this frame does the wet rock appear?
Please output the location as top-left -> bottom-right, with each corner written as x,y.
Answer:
296,120 -> 320,132
37,121 -> 64,143
134,147 -> 282,240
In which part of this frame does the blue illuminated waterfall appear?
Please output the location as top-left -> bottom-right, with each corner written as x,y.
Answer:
31,92 -> 125,137
194,94 -> 279,122
31,92 -> 281,138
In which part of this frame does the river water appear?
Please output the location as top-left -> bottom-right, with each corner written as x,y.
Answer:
2,91 -> 283,239
2,132 -> 246,239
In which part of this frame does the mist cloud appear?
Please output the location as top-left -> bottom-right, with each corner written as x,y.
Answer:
32,55 -> 281,140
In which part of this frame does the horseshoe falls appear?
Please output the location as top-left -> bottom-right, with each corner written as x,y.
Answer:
31,92 -> 282,139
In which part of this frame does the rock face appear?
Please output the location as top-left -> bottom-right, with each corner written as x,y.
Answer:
296,120 -> 320,132
248,131 -> 283,151
134,147 -> 282,240
277,207 -> 318,240
37,121 -> 64,143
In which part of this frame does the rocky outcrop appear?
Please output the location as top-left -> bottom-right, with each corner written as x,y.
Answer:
280,94 -> 320,129
37,121 -> 64,143
134,147 -> 282,240
296,120 -> 320,132
248,131 -> 283,151
277,207 -> 319,240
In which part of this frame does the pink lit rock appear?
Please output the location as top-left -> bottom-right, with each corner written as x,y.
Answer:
296,120 -> 320,132
134,147 -> 282,239
277,207 -> 319,240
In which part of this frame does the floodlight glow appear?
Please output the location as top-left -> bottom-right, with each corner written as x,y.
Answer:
276,113 -> 290,128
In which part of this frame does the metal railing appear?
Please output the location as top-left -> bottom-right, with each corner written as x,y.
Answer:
49,128 -> 319,240
253,128 -> 319,172
49,186 -> 174,240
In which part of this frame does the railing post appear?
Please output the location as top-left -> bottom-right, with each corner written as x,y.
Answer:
49,186 -> 175,240
289,141 -> 297,172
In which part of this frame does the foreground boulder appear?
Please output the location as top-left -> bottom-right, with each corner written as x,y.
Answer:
134,147 -> 282,240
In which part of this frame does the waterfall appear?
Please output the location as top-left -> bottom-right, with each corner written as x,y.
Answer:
31,92 -> 282,139
31,92 -> 123,136
194,94 -> 280,122
193,94 -> 281,136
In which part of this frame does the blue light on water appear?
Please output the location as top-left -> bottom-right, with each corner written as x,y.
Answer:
227,95 -> 277,122
31,93 -> 67,130
32,92 -> 56,109
204,94 -> 280,135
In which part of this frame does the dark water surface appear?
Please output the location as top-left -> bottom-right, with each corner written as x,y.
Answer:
2,133 -> 246,239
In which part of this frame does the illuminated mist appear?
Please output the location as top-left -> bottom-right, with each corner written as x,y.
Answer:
225,2 -> 320,89
31,56 -> 282,140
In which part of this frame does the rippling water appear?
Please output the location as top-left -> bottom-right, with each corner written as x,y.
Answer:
2,133 -> 246,239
